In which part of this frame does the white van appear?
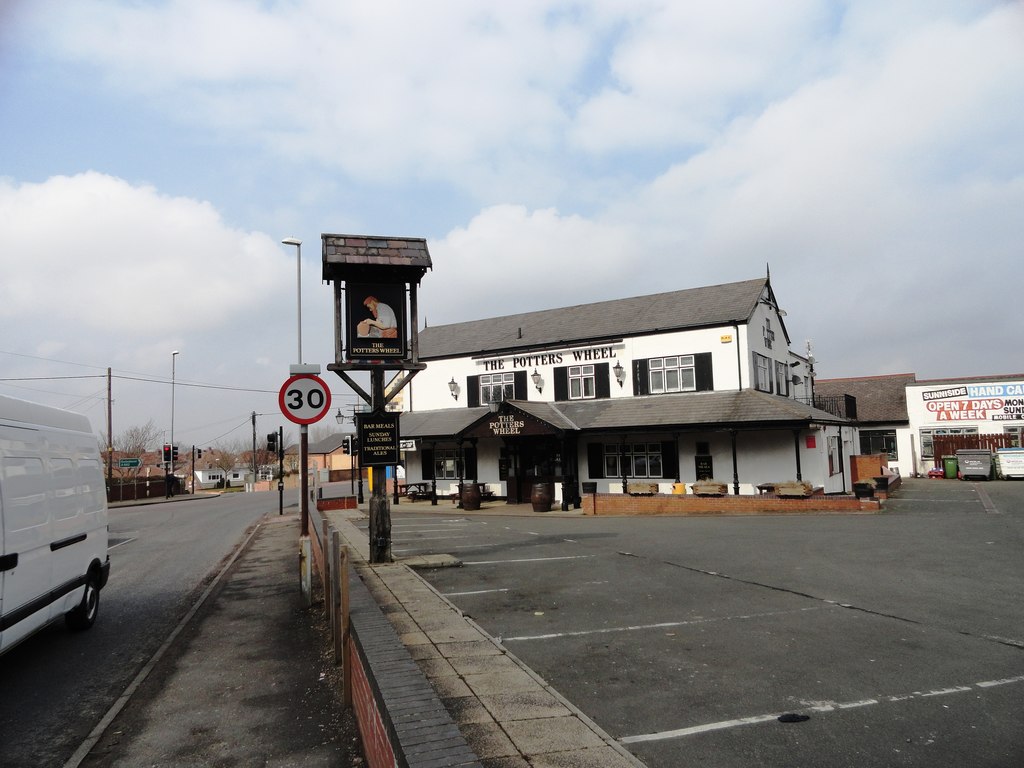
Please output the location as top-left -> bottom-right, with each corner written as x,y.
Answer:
1,394 -> 110,655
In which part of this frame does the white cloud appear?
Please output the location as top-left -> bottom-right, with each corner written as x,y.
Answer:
0,172 -> 286,335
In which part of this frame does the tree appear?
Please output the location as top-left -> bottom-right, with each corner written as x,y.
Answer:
102,420 -> 162,479
209,439 -> 245,488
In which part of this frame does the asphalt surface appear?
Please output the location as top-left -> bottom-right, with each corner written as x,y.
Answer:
39,477 -> 1023,768
389,478 -> 1024,768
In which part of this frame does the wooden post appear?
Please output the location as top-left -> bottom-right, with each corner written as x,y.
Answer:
323,520 -> 333,626
337,536 -> 352,709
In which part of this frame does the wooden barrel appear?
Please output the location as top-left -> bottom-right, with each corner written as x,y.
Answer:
530,482 -> 552,512
461,482 -> 481,510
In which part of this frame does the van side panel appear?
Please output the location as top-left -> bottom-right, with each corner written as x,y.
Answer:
0,394 -> 109,655
0,452 -> 55,646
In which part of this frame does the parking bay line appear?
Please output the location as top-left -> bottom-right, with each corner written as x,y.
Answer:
620,675 -> 1024,744
463,554 -> 595,566
502,606 -> 825,642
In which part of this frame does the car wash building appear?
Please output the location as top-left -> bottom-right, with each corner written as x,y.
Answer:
397,276 -> 856,508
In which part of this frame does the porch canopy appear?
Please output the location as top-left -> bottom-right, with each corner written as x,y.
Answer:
399,389 -> 849,441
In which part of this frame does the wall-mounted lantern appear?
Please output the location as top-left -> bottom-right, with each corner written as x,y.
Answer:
613,360 -> 626,387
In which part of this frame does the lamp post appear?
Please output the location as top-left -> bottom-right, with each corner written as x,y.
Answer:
169,350 -> 179,497
282,237 -> 302,363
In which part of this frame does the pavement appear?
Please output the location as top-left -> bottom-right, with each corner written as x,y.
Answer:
76,506 -> 361,767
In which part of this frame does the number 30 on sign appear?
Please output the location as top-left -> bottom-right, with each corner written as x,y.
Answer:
278,374 -> 332,425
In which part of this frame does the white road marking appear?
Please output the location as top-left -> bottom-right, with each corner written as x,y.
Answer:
444,588 -> 511,596
503,606 -> 824,642
463,555 -> 595,566
619,675 -> 1024,744
108,537 -> 137,550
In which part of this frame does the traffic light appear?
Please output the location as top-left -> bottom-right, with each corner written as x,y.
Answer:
172,445 -> 179,461
267,432 -> 278,455
342,437 -> 350,455
162,444 -> 171,463
196,448 -> 203,459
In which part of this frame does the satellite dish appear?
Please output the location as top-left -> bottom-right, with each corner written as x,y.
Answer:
791,374 -> 803,385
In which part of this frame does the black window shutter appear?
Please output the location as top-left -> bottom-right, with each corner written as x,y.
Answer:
595,362 -> 610,399
421,448 -> 435,480
467,375 -> 480,407
513,370 -> 527,399
464,447 -> 477,480
661,441 -> 679,480
587,443 -> 605,478
554,367 -> 569,401
694,352 -> 714,392
633,360 -> 649,395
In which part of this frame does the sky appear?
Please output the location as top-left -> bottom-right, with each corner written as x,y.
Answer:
1,0 -> 1022,449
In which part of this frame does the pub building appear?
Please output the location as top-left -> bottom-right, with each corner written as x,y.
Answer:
397,275 -> 857,508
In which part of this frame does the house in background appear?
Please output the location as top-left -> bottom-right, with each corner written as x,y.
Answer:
815,374 -> 915,477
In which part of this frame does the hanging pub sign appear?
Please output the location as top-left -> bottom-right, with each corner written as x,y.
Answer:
346,282 -> 407,360
357,411 -> 401,466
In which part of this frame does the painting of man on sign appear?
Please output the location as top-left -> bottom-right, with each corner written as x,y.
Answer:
357,295 -> 399,338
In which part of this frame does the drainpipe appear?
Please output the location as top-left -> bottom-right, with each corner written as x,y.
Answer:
734,323 -> 743,390
730,430 -> 740,495
793,429 -> 803,481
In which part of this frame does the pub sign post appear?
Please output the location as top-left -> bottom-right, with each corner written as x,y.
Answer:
322,234 -> 432,563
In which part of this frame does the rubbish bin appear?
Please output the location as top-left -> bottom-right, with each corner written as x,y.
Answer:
942,456 -> 959,479
956,449 -> 993,480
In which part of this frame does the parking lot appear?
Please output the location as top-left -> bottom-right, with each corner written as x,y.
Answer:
365,478 -> 1024,767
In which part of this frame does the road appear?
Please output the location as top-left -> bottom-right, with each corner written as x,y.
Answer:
378,478 -> 1024,768
0,491 -> 284,768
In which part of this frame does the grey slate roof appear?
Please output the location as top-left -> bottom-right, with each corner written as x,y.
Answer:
321,234 -> 432,281
418,277 -> 769,360
399,389 -> 848,439
814,374 -> 917,424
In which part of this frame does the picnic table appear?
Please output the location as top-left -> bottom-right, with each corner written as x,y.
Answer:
401,482 -> 433,500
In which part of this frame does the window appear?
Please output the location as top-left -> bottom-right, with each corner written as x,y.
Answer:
860,429 -> 898,460
433,448 -> 460,480
480,373 -> 515,404
775,361 -> 790,397
753,353 -> 772,393
603,443 -> 664,478
920,427 -> 978,459
569,365 -> 596,400
1005,426 -> 1023,447
649,356 -> 696,394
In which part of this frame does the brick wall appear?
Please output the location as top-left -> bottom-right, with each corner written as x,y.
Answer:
582,493 -> 879,515
350,637 -> 397,768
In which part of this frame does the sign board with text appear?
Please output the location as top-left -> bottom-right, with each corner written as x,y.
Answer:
357,411 -> 401,466
279,374 -> 332,425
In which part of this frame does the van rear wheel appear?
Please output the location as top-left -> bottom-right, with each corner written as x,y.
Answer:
66,575 -> 100,630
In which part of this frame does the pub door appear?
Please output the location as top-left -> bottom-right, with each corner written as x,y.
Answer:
514,437 -> 561,504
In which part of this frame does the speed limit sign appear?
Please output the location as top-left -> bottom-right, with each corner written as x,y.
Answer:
279,374 -> 332,425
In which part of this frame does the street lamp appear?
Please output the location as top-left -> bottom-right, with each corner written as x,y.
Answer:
169,350 -> 179,497
282,237 -> 302,363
